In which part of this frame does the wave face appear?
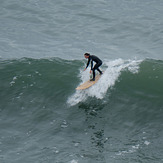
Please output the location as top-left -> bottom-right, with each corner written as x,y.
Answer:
0,58 -> 163,163
68,58 -> 141,105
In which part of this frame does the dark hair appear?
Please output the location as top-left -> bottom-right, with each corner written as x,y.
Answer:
84,53 -> 90,56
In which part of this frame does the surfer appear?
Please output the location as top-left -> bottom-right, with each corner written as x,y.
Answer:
84,53 -> 103,81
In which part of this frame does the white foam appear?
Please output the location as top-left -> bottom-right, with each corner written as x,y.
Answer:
67,59 -> 142,106
144,140 -> 150,145
10,76 -> 18,86
70,160 -> 78,163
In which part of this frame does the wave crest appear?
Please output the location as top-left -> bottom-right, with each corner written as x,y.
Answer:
67,59 -> 142,106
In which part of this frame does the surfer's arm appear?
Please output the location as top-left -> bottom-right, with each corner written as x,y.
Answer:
85,58 -> 90,69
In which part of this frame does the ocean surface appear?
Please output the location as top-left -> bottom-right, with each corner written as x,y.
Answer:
0,0 -> 163,163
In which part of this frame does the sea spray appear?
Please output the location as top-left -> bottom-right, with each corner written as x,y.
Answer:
67,59 -> 142,106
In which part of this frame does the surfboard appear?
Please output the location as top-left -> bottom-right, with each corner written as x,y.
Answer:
76,73 -> 102,90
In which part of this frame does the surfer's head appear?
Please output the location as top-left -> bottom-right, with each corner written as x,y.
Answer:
84,53 -> 90,59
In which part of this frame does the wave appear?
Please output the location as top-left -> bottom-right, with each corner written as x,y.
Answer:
68,58 -> 163,106
68,58 -> 141,105
0,58 -> 163,109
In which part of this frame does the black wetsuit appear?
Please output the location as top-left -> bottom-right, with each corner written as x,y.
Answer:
86,55 -> 103,80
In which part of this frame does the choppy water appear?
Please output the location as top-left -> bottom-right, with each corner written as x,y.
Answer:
0,0 -> 163,163
0,0 -> 163,60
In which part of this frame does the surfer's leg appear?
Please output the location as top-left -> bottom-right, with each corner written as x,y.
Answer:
92,64 -> 99,80
97,68 -> 103,74
91,68 -> 95,81
95,62 -> 103,74
91,62 -> 102,81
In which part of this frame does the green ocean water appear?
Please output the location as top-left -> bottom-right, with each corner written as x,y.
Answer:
0,58 -> 163,163
0,0 -> 163,162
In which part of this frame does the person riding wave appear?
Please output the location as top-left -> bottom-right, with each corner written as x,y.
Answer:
84,53 -> 103,81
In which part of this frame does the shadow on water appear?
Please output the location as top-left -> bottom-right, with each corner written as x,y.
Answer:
78,100 -> 105,120
78,99 -> 109,162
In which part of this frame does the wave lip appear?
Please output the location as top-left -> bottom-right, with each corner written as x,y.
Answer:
67,58 -> 142,106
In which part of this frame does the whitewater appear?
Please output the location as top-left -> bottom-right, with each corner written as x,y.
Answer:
0,0 -> 163,163
68,59 -> 141,105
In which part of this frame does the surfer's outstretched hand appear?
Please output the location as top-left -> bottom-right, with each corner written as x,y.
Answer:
84,68 -> 86,71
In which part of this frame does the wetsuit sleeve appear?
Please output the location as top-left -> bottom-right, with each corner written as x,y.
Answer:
86,57 -> 90,68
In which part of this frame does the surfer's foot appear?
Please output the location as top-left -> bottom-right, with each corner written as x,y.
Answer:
90,78 -> 95,81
